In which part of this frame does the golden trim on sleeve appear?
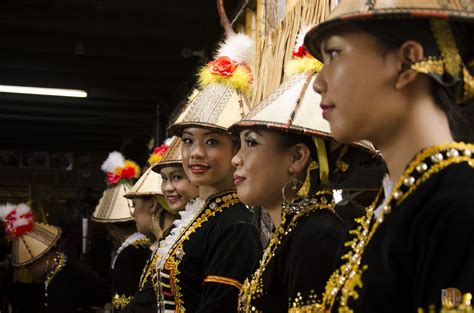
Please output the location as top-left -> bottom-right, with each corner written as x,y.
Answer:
204,275 -> 243,290
288,303 -> 324,313
130,237 -> 152,248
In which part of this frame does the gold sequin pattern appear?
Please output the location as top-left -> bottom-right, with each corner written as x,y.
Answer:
131,237 -> 152,248
112,293 -> 133,310
411,57 -> 444,75
44,252 -> 67,308
138,251 -> 159,291
431,20 -> 462,78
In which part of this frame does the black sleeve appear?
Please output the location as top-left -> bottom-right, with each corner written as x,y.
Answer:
120,279 -> 157,313
288,210 -> 347,305
197,222 -> 263,313
413,196 -> 474,309
113,246 -> 151,299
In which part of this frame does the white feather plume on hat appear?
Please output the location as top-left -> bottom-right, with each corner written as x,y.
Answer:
101,151 -> 125,174
216,32 -> 254,64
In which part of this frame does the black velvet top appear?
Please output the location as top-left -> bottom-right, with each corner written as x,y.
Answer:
157,189 -> 263,312
238,191 -> 347,312
112,235 -> 151,311
323,142 -> 474,313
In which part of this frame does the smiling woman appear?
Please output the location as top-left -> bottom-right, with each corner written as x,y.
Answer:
152,31 -> 262,312
181,127 -> 237,200
304,1 -> 474,312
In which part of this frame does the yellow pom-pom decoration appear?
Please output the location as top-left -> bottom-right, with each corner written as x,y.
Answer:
285,56 -> 323,77
148,144 -> 169,166
197,56 -> 253,95
119,160 -> 141,180
148,153 -> 163,166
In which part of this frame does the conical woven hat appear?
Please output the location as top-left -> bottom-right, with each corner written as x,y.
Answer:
238,72 -> 330,136
233,71 -> 377,156
168,83 -> 251,136
12,223 -> 61,266
91,183 -> 134,223
152,137 -> 183,172
124,166 -> 163,198
168,33 -> 255,136
305,0 -> 474,59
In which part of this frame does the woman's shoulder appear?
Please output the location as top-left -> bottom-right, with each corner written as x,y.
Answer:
202,190 -> 256,227
290,208 -> 347,250
408,161 -> 474,215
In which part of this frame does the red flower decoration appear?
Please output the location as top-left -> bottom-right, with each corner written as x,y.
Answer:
106,172 -> 121,185
208,56 -> 238,77
292,45 -> 310,58
120,166 -> 137,180
153,144 -> 168,156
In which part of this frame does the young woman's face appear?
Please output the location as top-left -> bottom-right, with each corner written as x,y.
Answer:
181,127 -> 237,189
232,129 -> 294,209
131,197 -> 155,234
160,165 -> 199,211
313,25 -> 406,144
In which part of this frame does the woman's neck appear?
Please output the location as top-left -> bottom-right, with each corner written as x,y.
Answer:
266,202 -> 283,228
198,175 -> 235,201
374,96 -> 454,185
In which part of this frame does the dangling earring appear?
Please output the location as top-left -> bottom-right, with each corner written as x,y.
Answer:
281,175 -> 304,213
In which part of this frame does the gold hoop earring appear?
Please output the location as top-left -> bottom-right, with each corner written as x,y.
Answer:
281,176 -> 304,213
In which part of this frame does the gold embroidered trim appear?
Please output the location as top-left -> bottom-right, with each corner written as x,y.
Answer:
411,57 -> 444,75
204,275 -> 243,290
321,142 -> 474,313
290,289 -> 324,312
130,237 -> 152,248
138,251 -> 159,291
44,252 -> 67,308
431,20 -> 461,78
463,66 -> 474,102
410,20 -> 474,103
288,303 -> 324,313
44,252 -> 66,289
112,293 -> 133,310
163,189 -> 240,312
238,191 -> 334,312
